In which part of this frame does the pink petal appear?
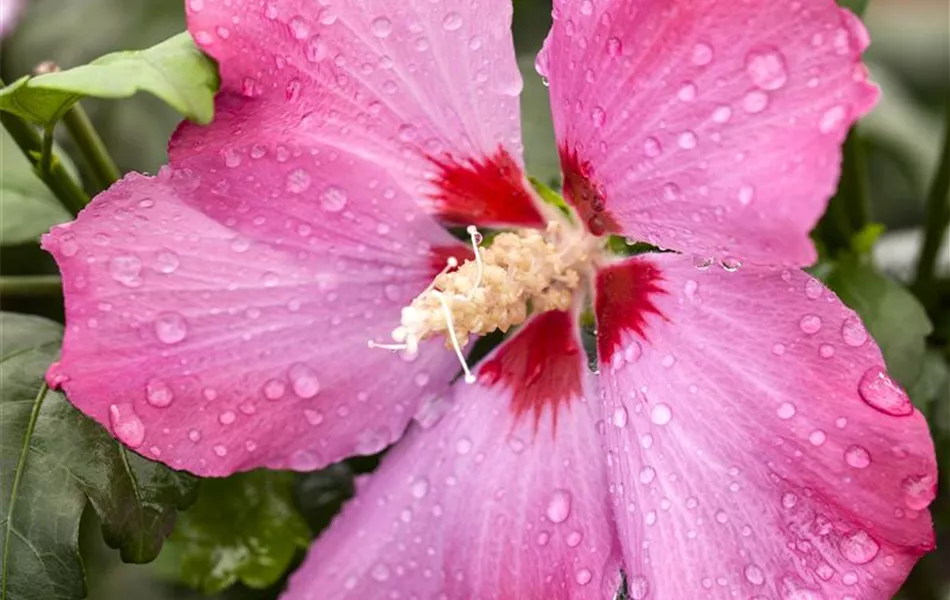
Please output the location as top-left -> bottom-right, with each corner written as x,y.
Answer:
593,256 -> 935,598
541,0 -> 878,264
43,149 -> 465,475
285,311 -> 621,599
184,0 -> 544,228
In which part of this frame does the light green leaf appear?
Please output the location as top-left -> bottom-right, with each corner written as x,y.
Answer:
156,470 -> 310,594
836,0 -> 870,16
518,54 -> 560,187
824,255 -> 933,387
0,33 -> 218,127
0,128 -> 74,246
0,312 -> 198,600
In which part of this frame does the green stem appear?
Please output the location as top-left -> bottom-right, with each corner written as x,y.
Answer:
38,124 -> 55,176
912,101 -> 950,302
62,103 -> 121,191
0,275 -> 63,296
0,112 -> 88,216
1,383 -> 49,600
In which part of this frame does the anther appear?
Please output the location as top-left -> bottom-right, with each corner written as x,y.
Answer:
434,291 -> 476,384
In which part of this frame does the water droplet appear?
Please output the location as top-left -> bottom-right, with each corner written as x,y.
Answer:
108,403 -> 145,448
643,136 -> 662,157
738,185 -> 755,205
844,445 -> 871,469
286,169 -> 312,193
639,466 -> 656,484
839,530 -> 879,564
612,405 -> 628,428
213,444 -> 228,457
819,344 -> 836,358
711,105 -> 732,123
777,402 -> 796,420
650,403 -> 672,425
677,130 -> 698,149
188,428 -> 201,442
154,250 -> 180,274
320,185 -> 348,212
819,106 -> 847,134
145,378 -> 174,408
371,16 -> 392,37
590,106 -> 606,128
809,430 -> 826,446
677,82 -> 697,101
628,575 -> 650,599
409,477 -> 430,499
370,563 -> 390,582
263,378 -> 286,400
545,489 -> 572,523
746,47 -> 788,90
691,43 -> 713,66
805,279 -> 824,300
574,568 -> 592,586
799,314 -> 822,334
109,255 -> 142,287
566,530 -> 583,547
455,437 -> 473,455
442,11 -> 463,31
154,312 -> 187,344
536,531 -> 550,546
606,37 -> 623,56
840,317 -> 868,347
289,364 -> 320,398
289,16 -> 309,39
742,90 -> 769,114
744,564 -> 765,585
218,411 -> 236,425
901,474 -> 935,510
857,366 -> 912,416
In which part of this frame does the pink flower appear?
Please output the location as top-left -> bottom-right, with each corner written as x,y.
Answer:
43,0 -> 936,598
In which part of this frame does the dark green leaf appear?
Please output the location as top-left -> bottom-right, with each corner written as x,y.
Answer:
0,127 -> 74,246
157,471 -> 310,594
824,256 -> 933,387
0,312 -> 198,600
908,350 -> 950,424
0,33 -> 218,127
836,0 -> 870,16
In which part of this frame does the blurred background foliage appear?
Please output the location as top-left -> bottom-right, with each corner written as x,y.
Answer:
0,0 -> 948,598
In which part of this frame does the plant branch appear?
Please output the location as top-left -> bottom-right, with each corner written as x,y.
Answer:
62,103 -> 121,191
0,275 -> 63,296
912,100 -> 950,302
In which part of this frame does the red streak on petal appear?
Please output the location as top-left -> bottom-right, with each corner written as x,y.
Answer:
595,259 -> 667,363
428,244 -> 474,279
428,147 -> 545,227
477,310 -> 583,429
559,145 -> 619,236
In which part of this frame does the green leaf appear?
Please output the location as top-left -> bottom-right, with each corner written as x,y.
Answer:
0,33 -> 218,127
824,256 -> 933,387
908,349 -> 950,425
518,54 -> 560,187
156,470 -> 310,594
0,127 -> 74,246
837,0 -> 870,16
0,312 -> 198,600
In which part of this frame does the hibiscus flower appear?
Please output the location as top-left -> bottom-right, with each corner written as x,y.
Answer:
43,0 -> 936,598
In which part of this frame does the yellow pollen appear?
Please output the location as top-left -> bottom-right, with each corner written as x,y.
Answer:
370,220 -> 600,373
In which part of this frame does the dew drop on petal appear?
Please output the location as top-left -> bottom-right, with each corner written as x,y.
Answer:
841,317 -> 868,347
263,378 -> 286,400
545,489 -> 572,523
289,363 -> 320,398
777,402 -> 796,420
411,477 -> 430,499
691,43 -> 713,66
574,568 -> 592,586
639,466 -> 656,484
154,312 -> 188,344
799,314 -> 822,334
145,378 -> 174,408
839,530 -> 880,564
858,366 -> 913,416
371,16 -> 392,38
901,474 -> 935,510
320,185 -> 348,212
442,11 -> 463,31
744,564 -> 765,585
746,47 -> 788,90
109,255 -> 142,286
628,575 -> 650,600
643,136 -> 662,157
742,90 -> 769,114
612,405 -> 629,428
819,106 -> 847,134
805,279 -> 824,300
109,403 -> 146,448
844,444 -> 871,469
650,403 -> 672,425
286,168 -> 312,193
